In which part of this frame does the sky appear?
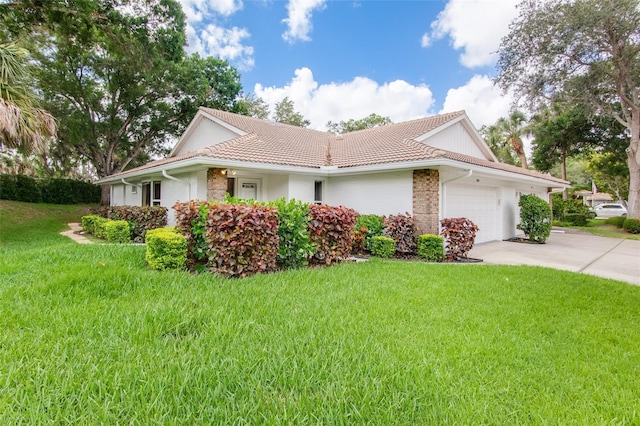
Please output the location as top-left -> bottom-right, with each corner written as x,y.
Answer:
178,0 -> 521,131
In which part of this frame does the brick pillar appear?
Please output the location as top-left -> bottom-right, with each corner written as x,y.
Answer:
413,169 -> 440,235
207,168 -> 228,200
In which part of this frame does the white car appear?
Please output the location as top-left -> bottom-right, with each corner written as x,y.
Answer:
594,203 -> 628,218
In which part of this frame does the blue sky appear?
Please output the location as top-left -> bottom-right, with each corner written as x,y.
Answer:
179,0 -> 521,130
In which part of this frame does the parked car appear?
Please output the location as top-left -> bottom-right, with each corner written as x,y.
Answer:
594,203 -> 628,218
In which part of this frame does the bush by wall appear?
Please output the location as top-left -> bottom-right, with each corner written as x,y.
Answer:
383,213 -> 417,254
440,217 -> 479,261
104,220 -> 131,243
417,234 -> 445,261
81,214 -> 102,235
355,214 -> 384,252
173,200 -> 210,267
307,204 -> 357,265
370,236 -> 395,258
563,213 -> 588,227
605,216 -> 626,228
623,218 -> 640,234
0,174 -> 100,204
517,194 -> 552,243
96,205 -> 167,242
206,204 -> 280,277
267,198 -> 315,269
145,227 -> 187,271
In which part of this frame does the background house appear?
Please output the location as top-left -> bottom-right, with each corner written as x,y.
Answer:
97,108 -> 569,243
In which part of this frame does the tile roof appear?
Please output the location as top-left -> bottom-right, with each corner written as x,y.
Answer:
102,108 -> 568,185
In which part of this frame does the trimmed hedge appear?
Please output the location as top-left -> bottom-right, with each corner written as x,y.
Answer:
81,214 -> 102,235
605,216 -> 626,228
383,213 -> 417,254
417,234 -> 445,261
563,213 -> 588,227
623,218 -> 640,234
371,236 -> 395,258
95,205 -> 167,242
355,214 -> 384,252
104,220 -> 131,243
307,204 -> 357,266
145,227 -> 187,271
440,217 -> 479,261
0,174 -> 100,204
267,198 -> 315,269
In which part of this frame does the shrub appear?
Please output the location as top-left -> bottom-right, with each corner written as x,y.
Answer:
81,214 -> 102,235
355,214 -> 384,251
145,227 -> 187,271
370,236 -> 395,258
0,174 -> 100,204
606,216 -> 626,228
440,217 -> 479,261
623,218 -> 640,234
173,200 -> 210,267
92,216 -> 110,240
268,198 -> 314,269
383,213 -> 417,254
563,213 -> 588,227
104,220 -> 131,243
96,205 -> 167,242
206,204 -> 279,277
517,194 -> 552,243
307,204 -> 357,266
0,174 -> 41,203
417,234 -> 445,261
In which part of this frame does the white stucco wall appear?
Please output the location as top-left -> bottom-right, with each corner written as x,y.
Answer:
265,174 -> 289,200
288,175 -> 322,204
426,123 -> 487,160
326,171 -> 413,215
174,118 -> 240,155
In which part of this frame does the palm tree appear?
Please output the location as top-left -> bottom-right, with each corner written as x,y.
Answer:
479,124 -> 519,166
497,111 -> 529,169
0,42 -> 56,155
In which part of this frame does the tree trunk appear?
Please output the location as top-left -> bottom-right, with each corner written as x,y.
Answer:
627,109 -> 639,219
561,154 -> 568,200
100,184 -> 111,206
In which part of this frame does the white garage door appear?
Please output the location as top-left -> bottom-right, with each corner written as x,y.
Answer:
445,184 -> 498,244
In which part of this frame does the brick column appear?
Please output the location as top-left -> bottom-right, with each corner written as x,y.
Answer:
207,168 -> 228,201
413,169 -> 440,235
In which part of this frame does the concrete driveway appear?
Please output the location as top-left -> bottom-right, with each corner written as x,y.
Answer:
469,230 -> 640,286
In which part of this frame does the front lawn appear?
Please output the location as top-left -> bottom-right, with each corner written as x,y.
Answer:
554,218 -> 640,240
1,201 -> 639,424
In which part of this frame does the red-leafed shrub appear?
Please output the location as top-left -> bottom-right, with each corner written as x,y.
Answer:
173,200 -> 210,267
383,213 -> 417,254
307,204 -> 357,265
440,217 -> 479,261
95,205 -> 167,242
206,204 -> 279,277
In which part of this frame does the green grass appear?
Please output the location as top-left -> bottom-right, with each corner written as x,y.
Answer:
2,201 -> 640,424
555,217 -> 640,240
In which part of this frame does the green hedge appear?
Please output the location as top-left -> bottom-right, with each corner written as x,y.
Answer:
417,234 -> 445,261
623,218 -> 640,234
105,220 -> 131,243
371,236 -> 395,258
0,174 -> 100,204
563,213 -> 588,227
145,227 -> 187,271
605,216 -> 626,228
517,194 -> 552,243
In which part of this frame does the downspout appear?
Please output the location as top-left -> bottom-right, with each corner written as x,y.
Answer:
440,169 -> 473,220
121,178 -> 141,188
162,170 -> 192,200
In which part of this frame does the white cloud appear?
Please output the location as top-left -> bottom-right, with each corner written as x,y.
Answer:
426,0 -> 519,68
439,74 -> 512,128
282,0 -> 326,43
420,33 -> 431,48
254,68 -> 435,129
192,24 -> 254,70
179,0 -> 243,20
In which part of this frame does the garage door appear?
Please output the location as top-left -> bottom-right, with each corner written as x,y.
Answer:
445,184 -> 498,244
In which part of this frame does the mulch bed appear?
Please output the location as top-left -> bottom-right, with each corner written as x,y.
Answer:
504,237 -> 544,244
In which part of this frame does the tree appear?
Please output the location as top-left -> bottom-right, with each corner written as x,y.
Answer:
530,103 -> 594,198
479,124 -> 518,165
240,94 -> 270,120
0,42 -> 56,155
497,111 -> 529,169
326,113 -> 392,134
2,0 -> 244,204
496,0 -> 640,218
272,97 -> 310,127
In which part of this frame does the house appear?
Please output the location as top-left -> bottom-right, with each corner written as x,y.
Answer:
96,108 -> 569,243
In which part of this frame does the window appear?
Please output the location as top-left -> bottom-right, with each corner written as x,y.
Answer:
142,181 -> 161,206
314,181 -> 323,203
227,177 -> 235,197
131,185 -> 137,194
